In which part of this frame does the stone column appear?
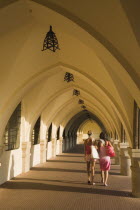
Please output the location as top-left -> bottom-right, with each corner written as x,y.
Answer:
113,140 -> 120,165
70,136 -> 73,149
119,142 -> 131,176
52,138 -> 56,157
22,141 -> 31,173
128,148 -> 140,197
65,136 -> 69,151
59,137 -> 63,154
40,139 -> 47,163
74,134 -> 77,147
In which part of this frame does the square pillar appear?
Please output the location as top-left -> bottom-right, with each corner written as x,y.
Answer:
52,138 -> 56,157
128,148 -> 140,198
40,139 -> 47,163
120,142 -> 131,176
59,137 -> 63,154
22,142 -> 31,173
113,140 -> 120,165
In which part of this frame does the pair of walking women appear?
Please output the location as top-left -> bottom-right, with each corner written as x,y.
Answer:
84,134 -> 112,186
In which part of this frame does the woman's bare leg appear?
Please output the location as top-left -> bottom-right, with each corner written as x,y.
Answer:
87,161 -> 90,182
91,161 -> 96,184
101,171 -> 104,183
104,171 -> 108,186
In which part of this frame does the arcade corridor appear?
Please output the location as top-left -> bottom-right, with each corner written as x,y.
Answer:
0,0 -> 140,204
0,144 -> 140,210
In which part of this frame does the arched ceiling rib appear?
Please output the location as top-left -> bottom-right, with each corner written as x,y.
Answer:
41,86 -> 118,132
20,66 -> 130,143
79,119 -> 102,134
32,0 -> 140,89
64,111 -> 106,135
0,0 -> 139,148
58,101 -> 114,134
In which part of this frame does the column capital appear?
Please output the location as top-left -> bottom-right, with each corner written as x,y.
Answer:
40,139 -> 46,145
119,142 -> 129,148
128,147 -> 140,158
119,144 -> 130,158
22,141 -> 31,148
113,139 -> 120,144
59,137 -> 63,142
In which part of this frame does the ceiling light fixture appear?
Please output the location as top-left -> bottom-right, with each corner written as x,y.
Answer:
42,25 -> 60,52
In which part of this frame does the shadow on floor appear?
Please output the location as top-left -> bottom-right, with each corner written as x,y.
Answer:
64,145 -> 84,154
1,181 -> 132,198
31,167 -> 87,173
56,155 -> 83,158
30,167 -> 120,175
12,177 -> 88,185
47,160 -> 85,164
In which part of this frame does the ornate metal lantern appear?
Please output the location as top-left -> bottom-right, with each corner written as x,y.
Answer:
73,89 -> 80,96
64,72 -> 74,82
79,99 -> 84,104
42,25 -> 60,52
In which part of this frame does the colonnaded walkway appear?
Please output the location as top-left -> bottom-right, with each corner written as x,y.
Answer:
0,144 -> 140,210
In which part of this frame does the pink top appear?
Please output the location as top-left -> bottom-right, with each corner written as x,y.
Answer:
99,146 -> 107,158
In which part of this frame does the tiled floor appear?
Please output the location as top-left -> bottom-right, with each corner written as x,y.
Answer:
0,144 -> 140,209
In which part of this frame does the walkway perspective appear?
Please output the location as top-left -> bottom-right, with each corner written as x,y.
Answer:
0,144 -> 140,210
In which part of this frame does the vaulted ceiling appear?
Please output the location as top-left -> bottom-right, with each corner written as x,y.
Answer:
0,0 -> 140,146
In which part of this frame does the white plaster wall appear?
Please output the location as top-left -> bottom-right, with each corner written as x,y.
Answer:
30,144 -> 40,167
0,149 -> 22,184
47,142 -> 52,159
56,140 -> 60,155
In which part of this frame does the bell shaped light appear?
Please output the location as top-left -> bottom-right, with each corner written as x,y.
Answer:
73,89 -> 80,96
64,72 -> 74,82
42,25 -> 60,52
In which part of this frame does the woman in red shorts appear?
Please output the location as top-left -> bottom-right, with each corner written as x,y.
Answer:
84,132 -> 97,185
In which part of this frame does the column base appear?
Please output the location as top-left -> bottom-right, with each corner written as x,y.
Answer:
128,148 -> 140,198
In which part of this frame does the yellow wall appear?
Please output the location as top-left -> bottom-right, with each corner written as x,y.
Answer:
81,120 -> 102,139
